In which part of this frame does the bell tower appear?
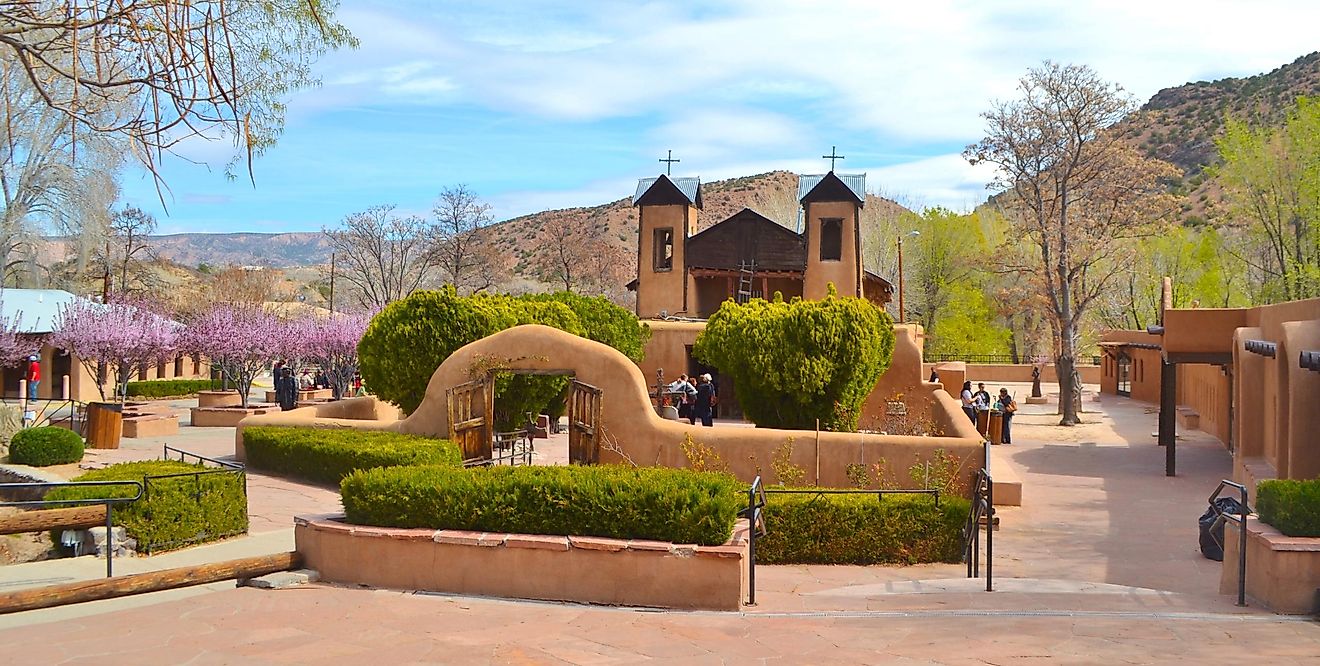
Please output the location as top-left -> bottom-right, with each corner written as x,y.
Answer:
799,170 -> 865,300
632,173 -> 701,318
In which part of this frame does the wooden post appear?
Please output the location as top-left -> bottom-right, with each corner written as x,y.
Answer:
0,505 -> 107,535
0,552 -> 302,615
1159,360 -> 1177,476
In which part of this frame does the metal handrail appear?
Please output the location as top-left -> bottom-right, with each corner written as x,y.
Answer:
1209,479 -> 1250,607
739,476 -> 767,606
0,397 -> 90,435
0,480 -> 144,577
963,467 -> 994,591
163,444 -> 244,471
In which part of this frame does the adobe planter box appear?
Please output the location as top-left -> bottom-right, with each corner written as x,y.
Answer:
295,514 -> 748,611
190,405 -> 276,428
1222,516 -> 1320,614
197,390 -> 243,408
264,388 -> 334,403
122,413 -> 180,438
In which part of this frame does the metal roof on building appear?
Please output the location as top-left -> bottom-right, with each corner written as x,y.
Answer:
797,172 -> 867,204
0,289 -> 86,334
633,175 -> 701,207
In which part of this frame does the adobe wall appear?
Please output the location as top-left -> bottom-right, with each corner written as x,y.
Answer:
296,514 -> 747,611
637,320 -> 703,389
1222,517 -> 1320,614
930,363 -> 1100,385
1175,363 -> 1231,446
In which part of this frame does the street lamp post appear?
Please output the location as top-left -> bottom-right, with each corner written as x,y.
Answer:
897,230 -> 920,323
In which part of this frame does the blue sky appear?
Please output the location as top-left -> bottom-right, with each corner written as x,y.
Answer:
120,0 -> 1320,234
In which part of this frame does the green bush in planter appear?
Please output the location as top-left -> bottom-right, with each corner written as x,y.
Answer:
242,425 -> 463,485
1257,479 -> 1320,537
755,492 -> 969,565
45,460 -> 247,553
341,464 -> 743,546
9,427 -> 84,466
124,379 -> 216,398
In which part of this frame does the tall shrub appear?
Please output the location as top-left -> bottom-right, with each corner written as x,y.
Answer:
358,288 -> 647,426
693,287 -> 894,431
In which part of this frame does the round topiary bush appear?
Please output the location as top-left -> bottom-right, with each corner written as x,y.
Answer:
9,426 -> 85,466
358,288 -> 649,428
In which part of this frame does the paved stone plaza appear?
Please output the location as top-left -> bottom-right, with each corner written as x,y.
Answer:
2,386 -> 1319,663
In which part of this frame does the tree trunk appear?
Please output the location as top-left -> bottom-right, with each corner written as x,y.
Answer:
1055,344 -> 1081,425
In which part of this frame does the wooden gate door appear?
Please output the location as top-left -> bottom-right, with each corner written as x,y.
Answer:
447,378 -> 492,464
567,379 -> 602,465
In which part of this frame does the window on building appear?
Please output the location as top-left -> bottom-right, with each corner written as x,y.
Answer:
820,218 -> 842,261
654,228 -> 674,271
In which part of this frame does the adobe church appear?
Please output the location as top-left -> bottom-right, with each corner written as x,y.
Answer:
627,169 -> 893,319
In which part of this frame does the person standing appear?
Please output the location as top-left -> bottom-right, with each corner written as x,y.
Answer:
25,355 -> 40,401
973,383 -> 992,411
667,374 -> 697,420
692,375 -> 716,427
997,388 -> 1018,444
276,367 -> 298,411
960,381 -> 976,423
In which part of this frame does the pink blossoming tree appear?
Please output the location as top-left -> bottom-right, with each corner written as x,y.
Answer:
0,293 -> 44,367
294,311 -> 370,399
52,296 -> 179,402
182,303 -> 281,408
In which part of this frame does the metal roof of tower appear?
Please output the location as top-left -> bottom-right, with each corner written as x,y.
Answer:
633,175 -> 702,207
797,172 -> 867,204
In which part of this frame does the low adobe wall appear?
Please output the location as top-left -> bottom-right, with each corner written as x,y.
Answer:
239,326 -> 984,492
926,363 -> 1100,385
233,396 -> 402,461
295,514 -> 747,611
191,405 -> 276,428
197,390 -> 242,408
1222,517 -> 1320,614
122,414 -> 179,438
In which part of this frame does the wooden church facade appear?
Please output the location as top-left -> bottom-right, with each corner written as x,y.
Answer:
628,171 -> 894,319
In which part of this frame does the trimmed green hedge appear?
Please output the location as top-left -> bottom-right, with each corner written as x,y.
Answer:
242,425 -> 463,486
1257,479 -> 1320,537
756,492 -> 969,564
124,379 -> 216,399
341,465 -> 743,546
9,427 -> 84,466
46,460 -> 248,553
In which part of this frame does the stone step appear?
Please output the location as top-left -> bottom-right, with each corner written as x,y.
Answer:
241,568 -> 320,590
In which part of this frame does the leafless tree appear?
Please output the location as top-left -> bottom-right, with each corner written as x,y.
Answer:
537,211 -> 633,302
0,55 -> 122,287
323,205 -> 440,309
0,1 -> 355,184
96,205 -> 157,295
965,62 -> 1176,424
432,184 -> 495,294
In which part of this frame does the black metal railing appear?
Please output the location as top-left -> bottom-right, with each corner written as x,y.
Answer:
738,480 -> 945,606
963,466 -> 994,591
0,397 -> 89,435
0,480 -> 143,577
1209,479 -> 1250,607
134,446 -> 248,554
924,353 -> 1100,366
740,476 -> 767,605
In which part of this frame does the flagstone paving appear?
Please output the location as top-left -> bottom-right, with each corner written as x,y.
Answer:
3,385 -> 1319,662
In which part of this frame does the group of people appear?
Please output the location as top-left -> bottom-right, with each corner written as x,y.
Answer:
664,373 -> 719,427
272,360 -> 364,411
959,381 -> 1017,444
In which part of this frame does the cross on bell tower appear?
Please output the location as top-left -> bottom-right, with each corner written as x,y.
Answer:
659,149 -> 680,175
822,146 -> 845,171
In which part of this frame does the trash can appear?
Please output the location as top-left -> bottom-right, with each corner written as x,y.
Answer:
86,402 -> 124,450
988,411 -> 1004,445
975,409 -> 990,436
1199,497 -> 1248,561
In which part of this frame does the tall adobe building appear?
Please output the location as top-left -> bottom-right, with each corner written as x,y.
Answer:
629,170 -> 892,319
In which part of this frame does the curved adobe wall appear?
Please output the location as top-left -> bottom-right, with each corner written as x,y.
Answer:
241,325 -> 983,490
395,325 -> 983,490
